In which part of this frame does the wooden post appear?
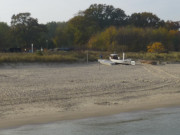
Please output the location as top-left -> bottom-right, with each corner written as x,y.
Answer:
99,61 -> 100,70
123,52 -> 125,61
87,50 -> 89,64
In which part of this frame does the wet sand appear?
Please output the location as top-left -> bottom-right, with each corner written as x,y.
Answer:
0,62 -> 180,129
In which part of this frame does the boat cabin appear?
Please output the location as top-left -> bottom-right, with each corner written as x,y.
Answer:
110,54 -> 120,60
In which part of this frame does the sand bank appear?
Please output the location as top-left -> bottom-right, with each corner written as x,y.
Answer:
0,62 -> 180,129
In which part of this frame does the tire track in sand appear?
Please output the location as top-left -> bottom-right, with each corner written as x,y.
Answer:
142,64 -> 179,80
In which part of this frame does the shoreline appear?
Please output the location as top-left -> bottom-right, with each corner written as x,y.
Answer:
0,63 -> 180,129
1,92 -> 180,129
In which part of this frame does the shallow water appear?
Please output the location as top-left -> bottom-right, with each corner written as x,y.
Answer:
1,107 -> 180,135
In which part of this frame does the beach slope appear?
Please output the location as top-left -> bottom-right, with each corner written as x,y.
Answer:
0,63 -> 180,129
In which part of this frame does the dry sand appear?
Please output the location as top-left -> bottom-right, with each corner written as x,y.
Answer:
0,62 -> 180,129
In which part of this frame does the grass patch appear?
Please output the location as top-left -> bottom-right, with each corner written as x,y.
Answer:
0,51 -> 180,63
126,52 -> 180,62
0,52 -> 78,63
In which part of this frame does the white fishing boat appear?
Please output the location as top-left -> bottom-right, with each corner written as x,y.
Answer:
109,53 -> 135,65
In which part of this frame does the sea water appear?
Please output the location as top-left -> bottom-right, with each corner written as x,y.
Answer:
1,107 -> 180,135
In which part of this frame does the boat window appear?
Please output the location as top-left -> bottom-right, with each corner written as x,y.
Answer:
112,56 -> 118,59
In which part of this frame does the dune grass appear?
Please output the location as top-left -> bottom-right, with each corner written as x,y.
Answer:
0,51 -> 180,63
0,51 -> 98,63
125,52 -> 180,62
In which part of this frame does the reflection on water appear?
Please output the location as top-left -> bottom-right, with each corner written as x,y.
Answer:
1,107 -> 180,135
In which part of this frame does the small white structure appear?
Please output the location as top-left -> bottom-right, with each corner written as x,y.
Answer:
41,47 -> 43,52
31,44 -> 33,53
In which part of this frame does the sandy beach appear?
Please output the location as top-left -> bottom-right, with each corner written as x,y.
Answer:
0,62 -> 180,129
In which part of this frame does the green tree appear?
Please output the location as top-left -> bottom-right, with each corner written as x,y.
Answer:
83,4 -> 127,28
67,4 -> 127,49
88,26 -> 118,51
165,21 -> 180,30
167,30 -> 180,51
11,12 -> 47,49
52,22 -> 74,48
68,15 -> 99,49
46,21 -> 59,39
0,22 -> 12,50
88,26 -> 180,52
46,22 -> 68,48
129,12 -> 164,28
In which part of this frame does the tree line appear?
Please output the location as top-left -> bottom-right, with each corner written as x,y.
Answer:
0,4 -> 180,52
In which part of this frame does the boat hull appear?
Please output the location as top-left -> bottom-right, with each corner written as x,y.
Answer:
98,59 -> 116,66
110,58 -> 135,65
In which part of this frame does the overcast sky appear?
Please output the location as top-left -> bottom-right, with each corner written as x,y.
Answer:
0,0 -> 179,24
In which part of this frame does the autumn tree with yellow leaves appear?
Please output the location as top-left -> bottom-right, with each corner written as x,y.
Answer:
147,42 -> 165,53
